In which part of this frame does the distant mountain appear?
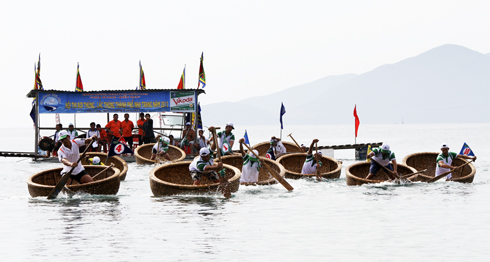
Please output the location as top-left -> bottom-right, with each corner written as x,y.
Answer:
202,44 -> 490,125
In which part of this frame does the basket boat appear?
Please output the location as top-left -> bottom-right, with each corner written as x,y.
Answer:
251,141 -> 302,158
80,152 -> 128,181
403,152 -> 476,183
217,154 -> 286,186
134,143 -> 186,165
149,161 -> 241,196
345,162 -> 417,186
27,165 -> 121,197
276,153 -> 342,179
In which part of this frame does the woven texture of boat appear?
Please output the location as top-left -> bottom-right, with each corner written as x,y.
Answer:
218,154 -> 286,185
251,141 -> 302,158
345,162 -> 417,186
80,152 -> 128,181
134,143 -> 186,165
403,152 -> 476,183
276,153 -> 342,179
27,165 -> 121,197
149,161 -> 241,196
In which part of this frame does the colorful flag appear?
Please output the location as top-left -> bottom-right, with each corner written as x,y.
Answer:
75,63 -> 83,92
31,54 -> 43,125
35,54 -> 43,90
354,105 -> 360,137
244,130 -> 250,145
266,146 -> 276,160
177,66 -> 185,89
196,103 -> 203,129
198,52 -> 206,88
139,60 -> 146,90
366,145 -> 372,162
280,103 -> 286,129
108,136 -> 133,157
459,142 -> 475,156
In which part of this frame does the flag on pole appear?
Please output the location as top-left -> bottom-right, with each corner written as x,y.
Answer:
366,145 -> 372,162
31,55 -> 43,125
280,103 -> 286,129
354,105 -> 360,137
75,63 -> 83,92
198,52 -> 206,88
139,60 -> 146,90
459,142 -> 475,156
244,130 -> 250,145
108,136 -> 134,157
196,103 -> 203,129
35,54 -> 43,90
177,66 -> 185,89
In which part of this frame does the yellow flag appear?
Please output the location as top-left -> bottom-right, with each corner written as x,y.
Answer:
366,145 -> 372,162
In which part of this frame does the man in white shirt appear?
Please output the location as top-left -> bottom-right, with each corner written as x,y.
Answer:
57,130 -> 98,185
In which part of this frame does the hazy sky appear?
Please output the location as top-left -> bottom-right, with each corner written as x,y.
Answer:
2,0 -> 490,128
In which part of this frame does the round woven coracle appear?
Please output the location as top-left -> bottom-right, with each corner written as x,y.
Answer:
345,162 -> 416,186
135,143 -> 186,165
403,152 -> 476,183
149,161 -> 241,196
217,154 -> 286,186
276,153 -> 341,179
27,165 -> 121,197
38,137 -> 54,151
81,152 -> 128,181
251,141 -> 302,157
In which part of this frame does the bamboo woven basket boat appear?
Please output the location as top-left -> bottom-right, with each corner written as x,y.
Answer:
134,143 -> 186,165
403,152 -> 476,183
27,165 -> 121,197
276,153 -> 342,179
345,162 -> 417,186
149,161 -> 241,196
217,154 -> 286,186
80,152 -> 128,181
251,141 -> 302,158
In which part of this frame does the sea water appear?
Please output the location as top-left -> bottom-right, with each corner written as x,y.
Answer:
0,123 -> 489,261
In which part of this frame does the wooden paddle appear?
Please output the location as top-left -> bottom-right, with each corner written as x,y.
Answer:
47,139 -> 95,199
427,160 -> 473,183
370,159 -> 400,180
91,164 -> 115,180
287,133 -> 302,151
315,141 -> 321,181
241,142 -> 294,191
400,169 -> 428,179
209,127 -> 231,198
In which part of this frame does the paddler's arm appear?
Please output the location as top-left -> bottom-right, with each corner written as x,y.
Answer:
204,161 -> 223,172
438,160 -> 455,170
61,158 -> 77,168
229,140 -> 234,149
308,139 -> 318,155
366,151 -> 374,159
84,135 -> 98,145
208,126 -> 217,151
238,138 -> 245,157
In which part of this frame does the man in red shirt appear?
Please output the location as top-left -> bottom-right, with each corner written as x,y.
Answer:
96,124 -> 108,152
105,114 -> 122,143
121,113 -> 135,150
136,112 -> 146,147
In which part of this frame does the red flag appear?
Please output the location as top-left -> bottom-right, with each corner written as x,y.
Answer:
139,60 -> 146,90
353,105 -> 360,137
176,66 -> 185,89
75,63 -> 83,92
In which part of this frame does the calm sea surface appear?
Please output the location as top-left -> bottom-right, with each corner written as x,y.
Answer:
0,123 -> 489,261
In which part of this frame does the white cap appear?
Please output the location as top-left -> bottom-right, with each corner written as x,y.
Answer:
69,123 -> 74,126
249,150 -> 259,158
185,122 -> 191,126
58,130 -> 69,140
92,156 -> 101,164
380,143 -> 390,153
441,143 -> 449,149
226,122 -> 235,129
200,147 -> 210,156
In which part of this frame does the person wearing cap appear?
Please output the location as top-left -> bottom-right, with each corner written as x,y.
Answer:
86,122 -> 100,152
238,138 -> 262,183
136,113 -> 146,146
210,123 -> 235,155
150,135 -> 171,161
105,114 -> 123,143
436,143 -> 477,180
67,123 -> 78,140
121,113 -> 135,150
181,122 -> 196,154
300,144 -> 308,153
366,143 -> 397,180
301,139 -> 323,174
52,123 -> 63,157
270,136 -> 287,157
85,156 -> 105,166
189,147 -> 223,185
142,113 -> 155,144
57,130 -> 98,185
